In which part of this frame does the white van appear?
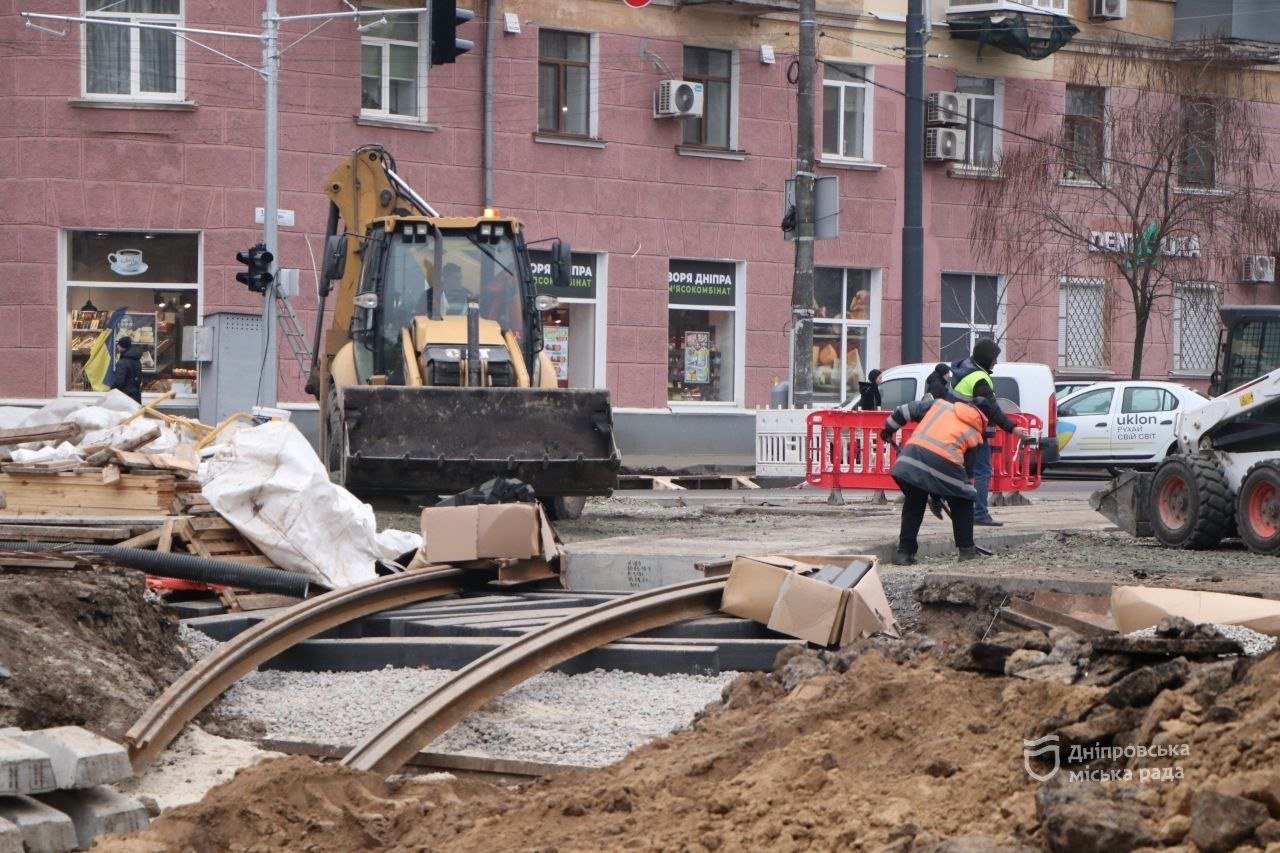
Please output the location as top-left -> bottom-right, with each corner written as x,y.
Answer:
845,362 -> 1061,465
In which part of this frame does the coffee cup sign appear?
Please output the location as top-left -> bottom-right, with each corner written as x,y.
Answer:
108,248 -> 147,276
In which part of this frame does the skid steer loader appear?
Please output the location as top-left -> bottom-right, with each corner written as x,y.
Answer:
306,146 -> 619,519
1091,305 -> 1280,554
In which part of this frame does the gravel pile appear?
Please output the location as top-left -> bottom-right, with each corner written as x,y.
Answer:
1128,623 -> 1277,657
183,624 -> 735,767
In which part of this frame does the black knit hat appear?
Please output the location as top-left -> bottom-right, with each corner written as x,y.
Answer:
116,336 -> 133,349
932,362 -> 950,377
972,338 -> 1001,370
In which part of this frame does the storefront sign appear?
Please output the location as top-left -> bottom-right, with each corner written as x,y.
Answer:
69,231 -> 200,283
668,259 -> 736,307
529,250 -> 597,299
1087,230 -> 1201,259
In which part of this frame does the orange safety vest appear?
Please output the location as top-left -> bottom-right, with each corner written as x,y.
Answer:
905,399 -> 987,464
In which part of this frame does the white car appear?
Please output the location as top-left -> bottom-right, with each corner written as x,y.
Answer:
1055,381 -> 1209,468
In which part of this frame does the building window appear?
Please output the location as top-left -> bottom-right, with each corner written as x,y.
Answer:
538,30 -> 592,137
1179,98 -> 1217,188
1173,283 -> 1220,375
84,0 -> 182,100
360,5 -> 425,120
956,75 -> 997,167
63,230 -> 201,397
667,259 -> 739,403
813,268 -> 875,404
530,250 -> 605,388
682,46 -> 733,149
940,272 -> 1000,363
1058,277 -> 1106,370
822,65 -> 871,161
1064,84 -> 1104,182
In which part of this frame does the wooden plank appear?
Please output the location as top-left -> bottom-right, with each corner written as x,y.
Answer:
2,460 -> 84,474
217,554 -> 278,568
102,464 -> 121,485
730,476 -> 761,490
120,390 -> 177,425
156,519 -> 176,553
199,539 -> 252,556
115,527 -> 163,549
178,520 -> 213,558
0,555 -> 89,570
0,423 -> 82,448
227,593 -> 302,611
217,588 -> 243,612
187,517 -> 234,532
0,523 -> 133,541
0,514 -> 172,525
84,426 -> 162,467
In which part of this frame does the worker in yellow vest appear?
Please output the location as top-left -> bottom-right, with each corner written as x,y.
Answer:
880,396 -> 988,564
948,338 -> 1031,526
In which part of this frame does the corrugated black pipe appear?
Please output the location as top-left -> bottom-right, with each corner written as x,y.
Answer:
0,542 -> 311,598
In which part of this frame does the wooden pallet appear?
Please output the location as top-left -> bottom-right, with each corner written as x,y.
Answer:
617,473 -> 761,491
0,470 -> 179,516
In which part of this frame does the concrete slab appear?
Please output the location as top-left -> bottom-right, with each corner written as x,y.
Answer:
0,817 -> 19,853
0,737 -> 55,796
0,796 -> 77,853
11,728 -> 131,790
37,788 -> 148,850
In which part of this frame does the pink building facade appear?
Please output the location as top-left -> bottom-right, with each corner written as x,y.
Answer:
2,1 -> 1279,429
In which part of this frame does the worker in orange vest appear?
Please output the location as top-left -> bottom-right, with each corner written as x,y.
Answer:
880,397 -> 988,564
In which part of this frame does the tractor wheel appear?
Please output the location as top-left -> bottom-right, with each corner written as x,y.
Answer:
1148,454 -> 1233,549
1238,462 -> 1280,556
544,495 -> 587,521
326,392 -> 346,479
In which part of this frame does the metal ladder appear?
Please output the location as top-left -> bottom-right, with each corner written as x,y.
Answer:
275,290 -> 313,377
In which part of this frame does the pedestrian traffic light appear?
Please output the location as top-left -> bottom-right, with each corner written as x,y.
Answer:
236,243 -> 275,294
430,0 -> 474,65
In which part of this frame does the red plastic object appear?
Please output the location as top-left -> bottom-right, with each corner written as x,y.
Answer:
805,409 -> 1042,493
145,575 -> 227,593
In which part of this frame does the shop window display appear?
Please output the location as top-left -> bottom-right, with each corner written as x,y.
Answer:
668,309 -> 733,403
64,230 -> 201,396
813,268 -> 873,404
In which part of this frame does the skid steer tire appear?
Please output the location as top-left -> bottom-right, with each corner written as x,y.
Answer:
326,392 -> 344,474
1149,454 -> 1233,549
1238,462 -> 1280,556
543,495 -> 587,521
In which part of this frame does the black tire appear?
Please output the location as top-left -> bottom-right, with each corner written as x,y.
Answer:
1237,461 -> 1280,556
1148,454 -> 1233,549
325,391 -> 345,478
543,495 -> 586,521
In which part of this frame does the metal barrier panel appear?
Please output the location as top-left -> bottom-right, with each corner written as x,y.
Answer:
806,409 -> 1043,493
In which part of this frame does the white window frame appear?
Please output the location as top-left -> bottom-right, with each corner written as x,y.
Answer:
811,267 -> 882,405
81,1 -> 185,102
1171,281 -> 1220,377
956,76 -> 1002,169
57,228 -> 204,400
821,64 -> 874,164
1057,277 -> 1107,372
359,4 -> 429,123
667,260 -> 746,410
540,252 -> 608,389
940,271 -> 1004,363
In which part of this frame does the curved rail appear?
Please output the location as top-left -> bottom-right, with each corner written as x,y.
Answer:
126,566 -> 468,772
342,575 -> 727,776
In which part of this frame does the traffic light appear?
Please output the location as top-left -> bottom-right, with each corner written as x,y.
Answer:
236,243 -> 275,294
430,0 -> 474,65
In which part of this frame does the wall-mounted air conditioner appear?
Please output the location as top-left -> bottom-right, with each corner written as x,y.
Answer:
1090,0 -> 1126,20
926,92 -> 971,127
654,80 -> 705,118
925,128 -> 967,161
1242,255 -> 1277,283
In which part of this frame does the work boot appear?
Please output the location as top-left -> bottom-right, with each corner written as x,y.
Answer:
891,549 -> 917,566
957,546 -> 983,561
928,495 -> 944,520
974,516 -> 1004,527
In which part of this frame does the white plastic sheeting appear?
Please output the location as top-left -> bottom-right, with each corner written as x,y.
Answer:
201,421 -> 421,589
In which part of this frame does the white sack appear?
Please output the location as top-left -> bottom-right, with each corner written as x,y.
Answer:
201,421 -> 380,588
63,405 -> 132,434
10,442 -> 84,464
376,528 -> 424,561
0,407 -> 35,430
81,420 -> 181,454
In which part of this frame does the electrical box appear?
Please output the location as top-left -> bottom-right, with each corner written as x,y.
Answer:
782,175 -> 840,241
198,312 -> 265,427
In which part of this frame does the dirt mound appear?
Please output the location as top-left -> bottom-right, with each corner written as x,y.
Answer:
0,566 -> 185,739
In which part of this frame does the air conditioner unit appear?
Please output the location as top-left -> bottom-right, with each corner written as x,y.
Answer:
654,80 -> 705,118
926,92 -> 971,127
925,128 -> 966,161
1090,0 -> 1126,20
1242,254 -> 1277,284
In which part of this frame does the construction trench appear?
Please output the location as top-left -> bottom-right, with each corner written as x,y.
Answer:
6,408 -> 1280,850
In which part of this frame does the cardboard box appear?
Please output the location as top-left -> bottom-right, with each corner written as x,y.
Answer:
417,502 -> 558,564
1112,585 -> 1280,635
722,553 -> 898,647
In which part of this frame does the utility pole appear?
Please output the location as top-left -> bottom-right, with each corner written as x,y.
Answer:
901,0 -> 926,363
791,0 -> 817,410
259,0 -> 280,409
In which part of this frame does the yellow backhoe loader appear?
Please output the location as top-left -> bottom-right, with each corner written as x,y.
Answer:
307,145 -> 619,519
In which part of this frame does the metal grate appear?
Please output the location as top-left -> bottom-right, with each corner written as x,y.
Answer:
1175,284 -> 1220,374
1061,279 -> 1106,368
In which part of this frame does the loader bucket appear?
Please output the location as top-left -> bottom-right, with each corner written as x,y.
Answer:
1089,471 -> 1154,538
337,385 -> 620,497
